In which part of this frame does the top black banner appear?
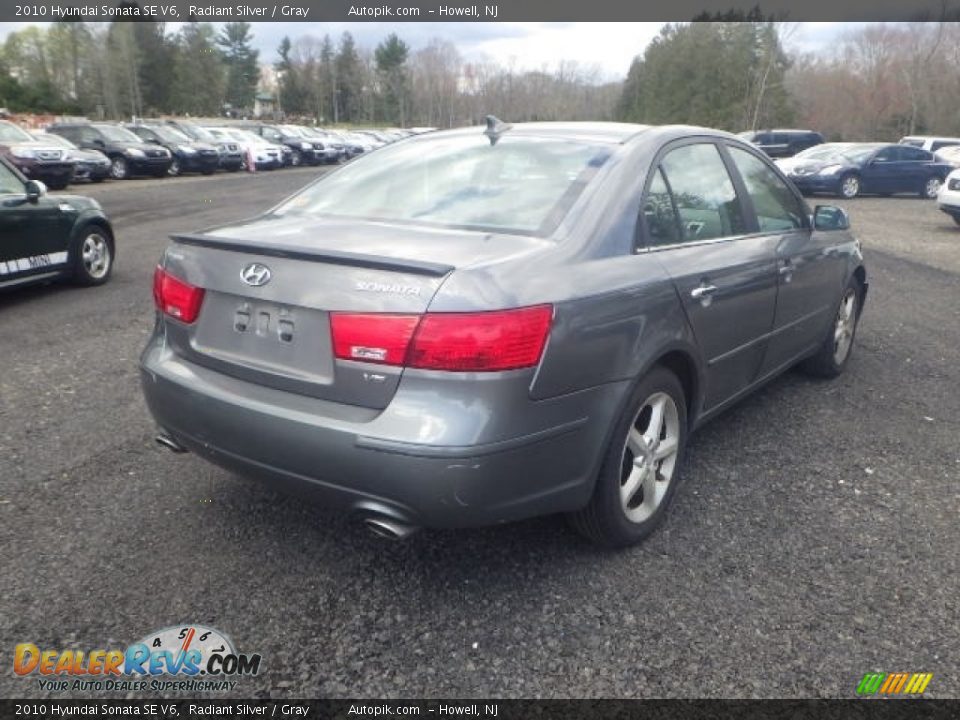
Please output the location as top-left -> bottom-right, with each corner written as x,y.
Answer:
4,0 -> 960,23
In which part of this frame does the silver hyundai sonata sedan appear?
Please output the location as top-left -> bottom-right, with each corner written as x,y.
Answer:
141,119 -> 867,547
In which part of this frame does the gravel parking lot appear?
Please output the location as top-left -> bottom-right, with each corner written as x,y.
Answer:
1,171 -> 958,699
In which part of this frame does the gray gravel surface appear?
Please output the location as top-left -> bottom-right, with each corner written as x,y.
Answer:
1,171 -> 958,700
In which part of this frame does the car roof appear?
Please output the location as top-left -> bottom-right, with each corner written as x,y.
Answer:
422,121 -> 652,145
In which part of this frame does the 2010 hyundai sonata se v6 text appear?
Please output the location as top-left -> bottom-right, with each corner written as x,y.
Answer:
140,119 -> 867,547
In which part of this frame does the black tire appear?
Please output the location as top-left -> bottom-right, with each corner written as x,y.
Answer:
47,180 -> 69,190
152,170 -> 168,178
799,276 -> 863,378
838,173 -> 860,199
109,156 -> 129,180
954,216 -> 960,227
920,176 -> 942,199
91,177 -> 105,184
568,366 -> 688,548
290,149 -> 302,167
71,225 -> 114,287
167,158 -> 181,177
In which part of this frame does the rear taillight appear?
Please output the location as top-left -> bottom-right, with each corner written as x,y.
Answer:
330,313 -> 420,365
330,305 -> 553,372
153,266 -> 205,324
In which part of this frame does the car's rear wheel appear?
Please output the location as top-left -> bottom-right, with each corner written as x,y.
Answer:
47,179 -> 69,190
799,277 -> 862,378
72,226 -> 114,286
167,158 -> 181,177
954,216 -> 960,227
290,149 -> 302,166
921,176 -> 942,199
569,366 -> 687,548
110,156 -> 129,180
839,174 -> 860,199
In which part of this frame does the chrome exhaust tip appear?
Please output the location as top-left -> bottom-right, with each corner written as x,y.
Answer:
155,433 -> 188,454
362,515 -> 420,541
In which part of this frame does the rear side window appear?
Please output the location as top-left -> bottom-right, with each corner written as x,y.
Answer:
642,169 -> 680,247
659,143 -> 747,242
930,141 -> 960,152
900,146 -> 934,161
728,147 -> 804,232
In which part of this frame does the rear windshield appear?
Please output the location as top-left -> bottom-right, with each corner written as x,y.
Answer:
273,134 -> 611,235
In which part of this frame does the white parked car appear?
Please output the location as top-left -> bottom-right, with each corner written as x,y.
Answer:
934,145 -> 960,168
205,127 -> 283,170
938,168 -> 960,226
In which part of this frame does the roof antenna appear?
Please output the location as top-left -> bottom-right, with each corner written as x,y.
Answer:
483,115 -> 512,145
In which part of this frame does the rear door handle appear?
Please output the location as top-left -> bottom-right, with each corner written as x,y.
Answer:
690,285 -> 718,300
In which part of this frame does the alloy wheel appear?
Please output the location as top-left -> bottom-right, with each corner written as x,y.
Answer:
81,232 -> 111,280
924,177 -> 942,199
833,288 -> 857,364
110,158 -> 128,180
619,392 -> 680,524
841,175 -> 860,198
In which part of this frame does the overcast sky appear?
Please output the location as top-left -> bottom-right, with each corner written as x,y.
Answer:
0,21 -> 855,81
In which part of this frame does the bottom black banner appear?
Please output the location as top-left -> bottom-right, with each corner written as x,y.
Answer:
3,700 -> 960,720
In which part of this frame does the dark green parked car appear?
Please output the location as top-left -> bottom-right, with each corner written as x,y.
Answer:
0,156 -> 114,291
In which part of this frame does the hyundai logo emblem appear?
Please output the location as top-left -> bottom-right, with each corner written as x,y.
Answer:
241,263 -> 272,287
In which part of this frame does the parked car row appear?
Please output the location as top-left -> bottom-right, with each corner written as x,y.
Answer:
0,118 -> 426,187
776,142 -> 953,199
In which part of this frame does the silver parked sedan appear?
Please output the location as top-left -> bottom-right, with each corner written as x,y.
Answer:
141,119 -> 867,547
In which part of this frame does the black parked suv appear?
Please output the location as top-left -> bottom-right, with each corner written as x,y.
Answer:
737,129 -> 824,158
237,123 -> 321,166
46,123 -> 172,180
125,123 -> 219,176
162,120 -> 244,172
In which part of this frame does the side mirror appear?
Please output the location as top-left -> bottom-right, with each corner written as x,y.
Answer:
25,179 -> 47,203
813,205 -> 850,231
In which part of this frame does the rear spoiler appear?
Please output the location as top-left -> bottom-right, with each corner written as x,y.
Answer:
171,234 -> 454,278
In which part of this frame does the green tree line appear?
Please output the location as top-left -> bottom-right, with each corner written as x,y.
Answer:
4,19 -> 958,139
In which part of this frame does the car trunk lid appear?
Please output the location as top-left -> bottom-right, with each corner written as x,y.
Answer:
158,217 -> 547,408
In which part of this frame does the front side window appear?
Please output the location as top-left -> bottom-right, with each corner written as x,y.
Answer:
0,162 -> 24,194
660,143 -> 746,242
728,147 -> 804,232
874,146 -> 899,162
274,135 -> 611,235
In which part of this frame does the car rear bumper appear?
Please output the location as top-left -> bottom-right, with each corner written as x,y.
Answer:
140,337 -> 623,528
